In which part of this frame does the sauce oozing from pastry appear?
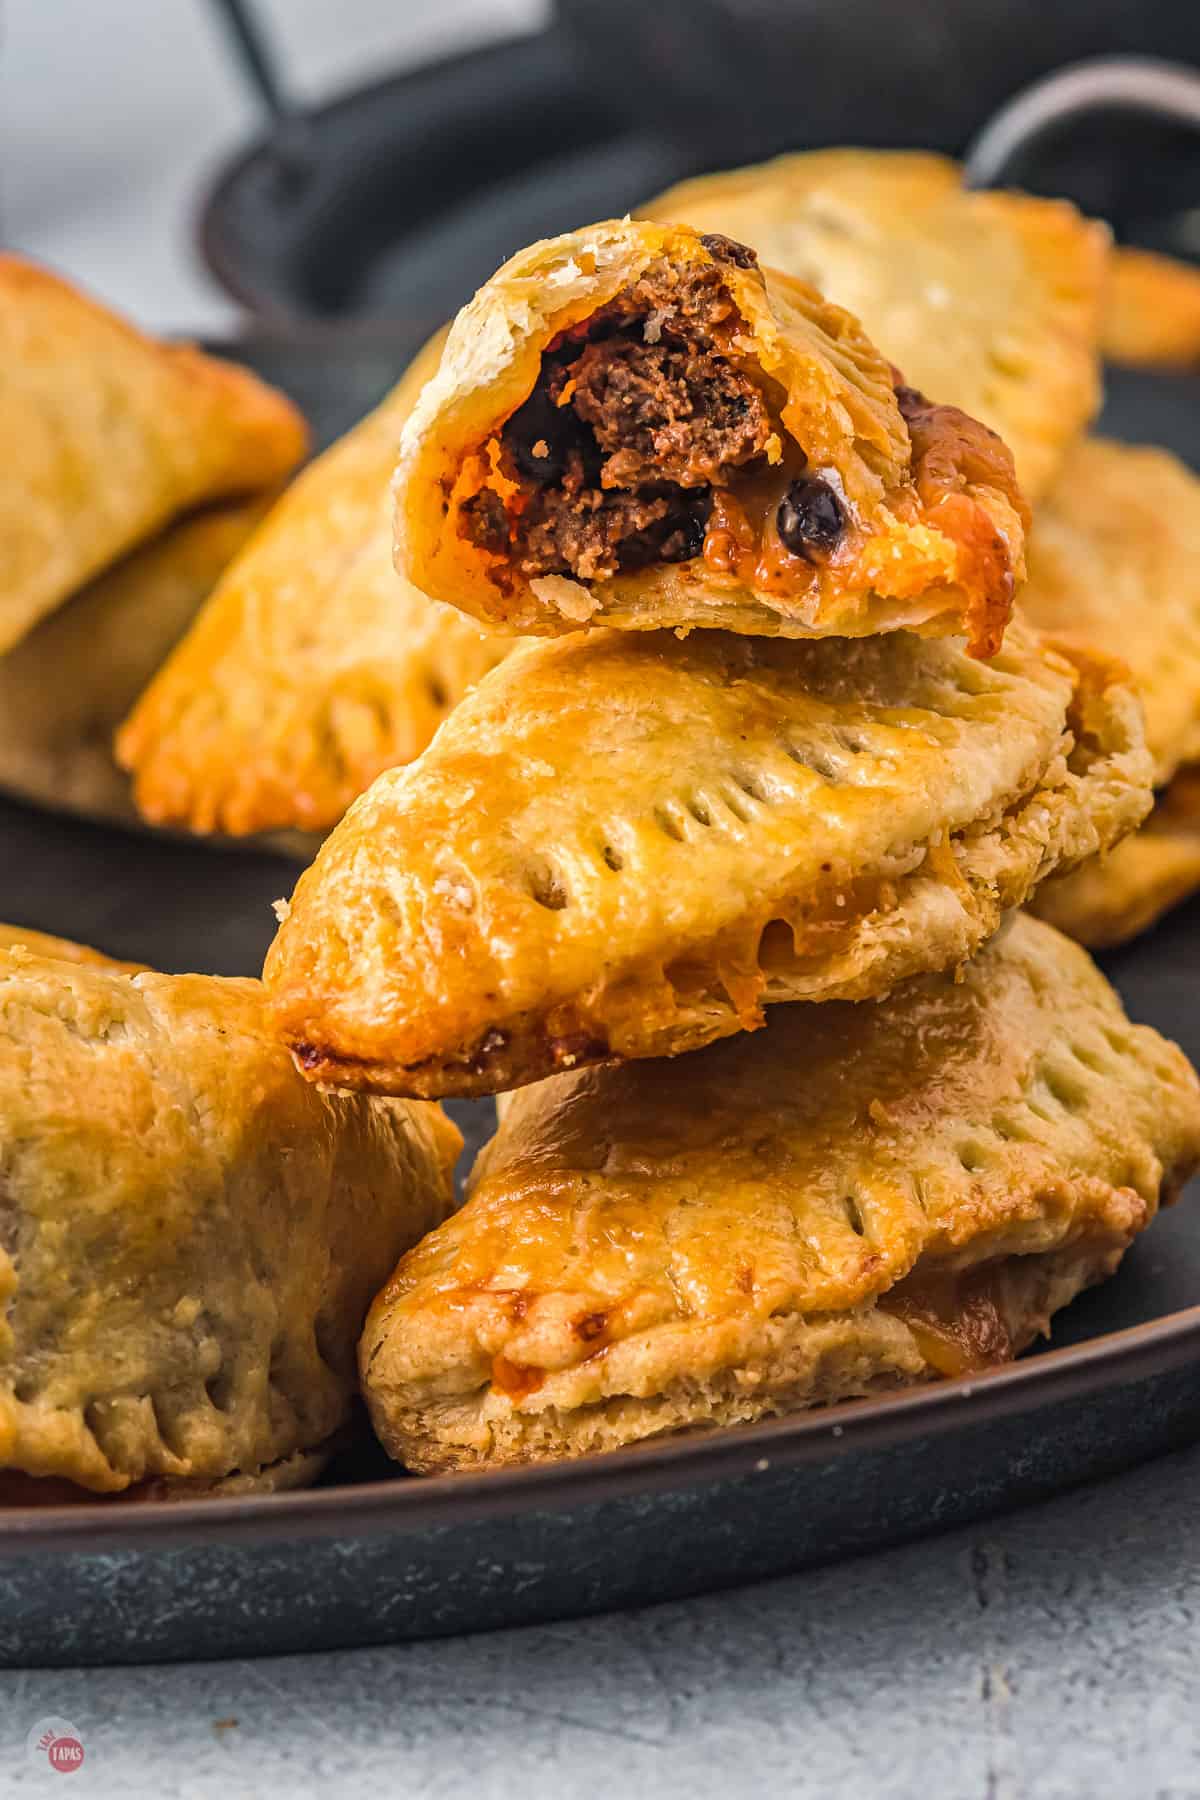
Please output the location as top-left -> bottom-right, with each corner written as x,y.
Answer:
458,239 -> 852,589
880,1264 -> 1014,1377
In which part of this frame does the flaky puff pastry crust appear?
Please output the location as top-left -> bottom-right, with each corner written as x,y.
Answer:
395,219 -> 1027,654
0,944 -> 460,1494
0,922 -> 143,971
1021,438 -> 1200,787
116,331 -> 519,837
0,497 -> 270,831
1032,766 -> 1200,949
265,617 -> 1151,1098
0,256 -> 308,654
1102,247 -> 1200,369
360,914 -> 1200,1472
644,151 -> 1108,503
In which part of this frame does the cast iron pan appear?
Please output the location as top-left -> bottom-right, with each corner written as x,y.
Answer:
198,24 -> 1200,333
1,340 -> 1200,1667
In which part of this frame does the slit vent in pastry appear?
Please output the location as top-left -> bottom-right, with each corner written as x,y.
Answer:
0,935 -> 459,1496
264,616 -> 1152,1098
359,913 -> 1200,1473
394,219 -> 1028,654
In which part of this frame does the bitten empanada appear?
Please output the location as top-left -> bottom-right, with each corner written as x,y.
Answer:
360,914 -> 1200,1472
1023,438 -> 1200,946
643,151 -> 1108,502
117,332 -> 518,837
0,938 -> 459,1495
0,256 -> 308,653
395,219 -> 1027,654
265,618 -> 1151,1098
1102,246 -> 1200,370
0,497 -> 270,831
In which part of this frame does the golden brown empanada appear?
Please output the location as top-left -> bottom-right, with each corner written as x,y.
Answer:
1021,438 -> 1200,788
1022,438 -> 1200,946
265,617 -> 1151,1098
360,913 -> 1200,1472
0,497 -> 270,831
116,331 -> 518,838
0,256 -> 308,653
0,938 -> 459,1495
1033,767 -> 1200,949
643,150 -> 1108,502
395,219 -> 1027,655
1101,246 -> 1200,369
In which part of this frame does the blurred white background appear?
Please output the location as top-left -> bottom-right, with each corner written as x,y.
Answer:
1,0 -> 547,333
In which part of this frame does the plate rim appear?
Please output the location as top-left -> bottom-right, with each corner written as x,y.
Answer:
4,1298 -> 1199,1556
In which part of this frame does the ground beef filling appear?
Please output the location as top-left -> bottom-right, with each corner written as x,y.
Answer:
461,257 -> 775,583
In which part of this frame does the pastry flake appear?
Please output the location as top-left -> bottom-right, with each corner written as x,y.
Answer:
644,150 -> 1108,502
1021,437 -> 1200,787
1032,766 -> 1200,949
116,332 -> 520,837
0,496 -> 270,831
395,219 -> 1028,654
264,616 -> 1152,1098
360,913 -> 1200,1471
0,255 -> 308,653
0,940 -> 459,1494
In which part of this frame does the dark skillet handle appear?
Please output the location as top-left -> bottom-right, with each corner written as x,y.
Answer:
206,0 -> 316,186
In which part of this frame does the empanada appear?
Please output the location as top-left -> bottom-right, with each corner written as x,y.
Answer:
117,332 -> 518,837
0,256 -> 308,653
1101,246 -> 1200,370
1021,438 -> 1200,788
265,617 -> 1151,1098
643,150 -> 1108,502
0,938 -> 459,1495
0,496 -> 270,831
360,913 -> 1200,1472
395,219 -> 1027,655
1032,767 -> 1200,949
1021,438 -> 1200,946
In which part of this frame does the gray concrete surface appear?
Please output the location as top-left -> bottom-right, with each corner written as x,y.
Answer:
6,1439 -> 1200,1796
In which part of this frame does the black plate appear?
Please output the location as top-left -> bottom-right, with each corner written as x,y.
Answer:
1,340 -> 1199,1668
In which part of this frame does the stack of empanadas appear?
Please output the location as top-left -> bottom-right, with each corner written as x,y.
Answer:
0,256 -> 308,830
261,218 -> 1200,1473
642,149 -> 1200,945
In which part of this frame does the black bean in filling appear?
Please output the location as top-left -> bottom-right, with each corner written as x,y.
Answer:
461,258 -> 771,582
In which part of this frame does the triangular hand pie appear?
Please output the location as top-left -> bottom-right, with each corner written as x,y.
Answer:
1021,437 -> 1200,788
0,256 -> 308,653
265,618 -> 1151,1097
395,219 -> 1027,654
116,333 -> 519,837
643,150 -> 1108,501
0,935 -> 458,1494
0,496 -> 270,831
360,913 -> 1200,1472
